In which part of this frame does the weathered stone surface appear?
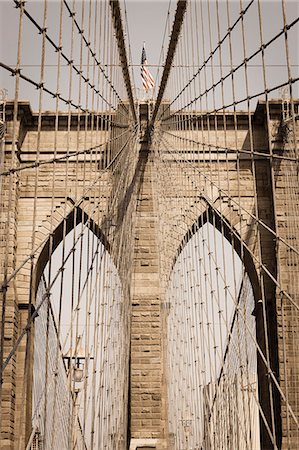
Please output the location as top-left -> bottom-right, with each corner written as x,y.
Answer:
1,100 -> 298,449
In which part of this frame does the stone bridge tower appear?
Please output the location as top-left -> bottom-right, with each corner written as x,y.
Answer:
0,99 -> 298,450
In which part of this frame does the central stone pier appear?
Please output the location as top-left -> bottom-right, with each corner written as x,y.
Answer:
129,102 -> 167,450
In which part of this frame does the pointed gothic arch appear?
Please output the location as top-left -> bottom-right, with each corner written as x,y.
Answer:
167,204 -> 281,449
30,207 -> 129,449
172,204 -> 261,304
34,206 -> 111,294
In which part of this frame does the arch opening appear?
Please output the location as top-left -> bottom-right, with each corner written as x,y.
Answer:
166,220 -> 261,449
32,213 -> 129,449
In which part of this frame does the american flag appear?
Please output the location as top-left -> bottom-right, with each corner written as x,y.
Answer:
141,44 -> 155,91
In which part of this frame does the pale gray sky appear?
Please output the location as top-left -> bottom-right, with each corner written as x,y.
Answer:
1,0 -> 298,110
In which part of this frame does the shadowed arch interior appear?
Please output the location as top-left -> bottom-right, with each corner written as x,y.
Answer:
172,204 -> 261,304
34,206 -> 110,294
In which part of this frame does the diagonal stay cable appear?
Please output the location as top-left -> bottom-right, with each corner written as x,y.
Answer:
0,125 -> 138,292
0,127 -> 130,177
157,131 -> 299,312
12,0 -> 129,119
161,15 -> 299,121
150,0 -> 188,127
0,126 -> 138,375
158,130 -> 299,258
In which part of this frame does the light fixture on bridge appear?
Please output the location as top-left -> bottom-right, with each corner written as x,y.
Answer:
63,335 -> 86,383
181,417 -> 193,434
180,414 -> 194,450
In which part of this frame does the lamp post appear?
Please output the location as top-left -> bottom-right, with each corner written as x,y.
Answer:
63,336 -> 86,383
181,415 -> 193,450
63,336 -> 86,448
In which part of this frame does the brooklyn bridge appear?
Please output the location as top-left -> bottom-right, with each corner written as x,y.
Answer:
0,0 -> 298,449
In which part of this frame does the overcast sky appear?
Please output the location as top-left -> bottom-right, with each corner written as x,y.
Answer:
0,0 -> 298,108
0,0 -> 175,105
